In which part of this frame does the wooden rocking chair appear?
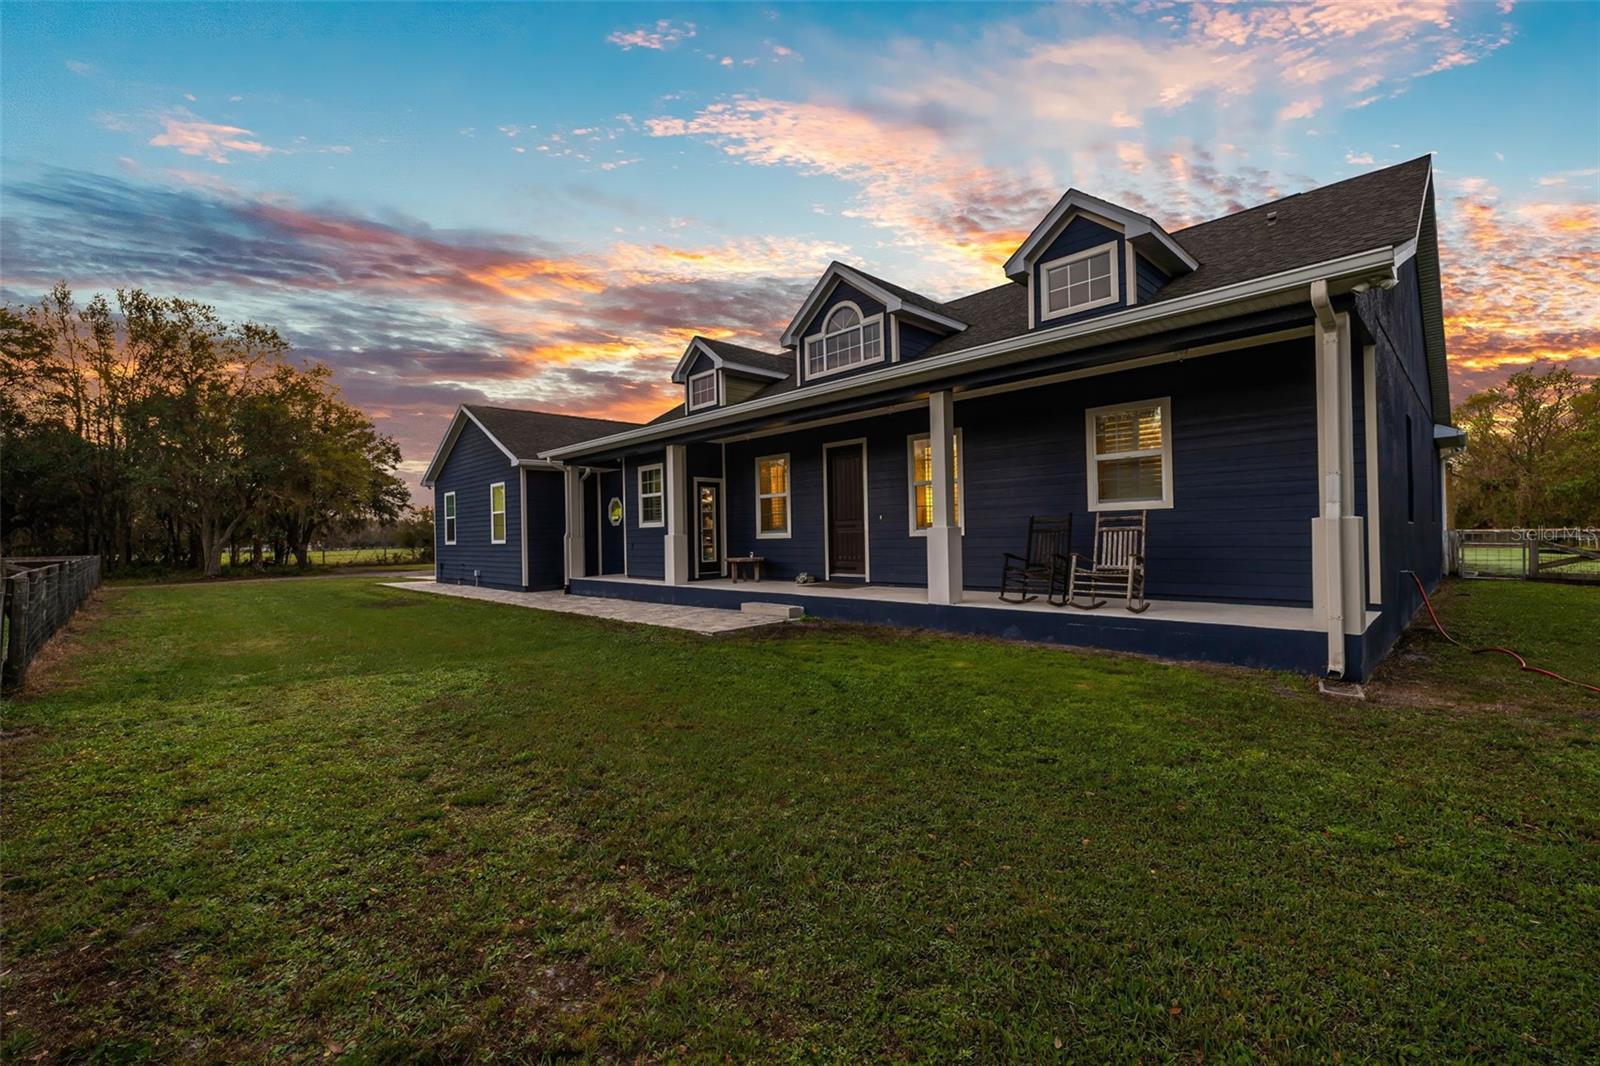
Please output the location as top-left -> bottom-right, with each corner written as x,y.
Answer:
998,515 -> 1073,605
1067,511 -> 1149,613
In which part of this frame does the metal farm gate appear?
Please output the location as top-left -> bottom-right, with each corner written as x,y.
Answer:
1449,529 -> 1600,584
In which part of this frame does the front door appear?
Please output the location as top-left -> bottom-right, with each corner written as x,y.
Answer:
826,443 -> 866,578
696,480 -> 722,578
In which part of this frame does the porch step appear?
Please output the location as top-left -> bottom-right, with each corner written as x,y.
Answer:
740,601 -> 804,621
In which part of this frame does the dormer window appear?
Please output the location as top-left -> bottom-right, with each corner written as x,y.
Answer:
805,303 -> 883,379
688,370 -> 718,411
1041,240 -> 1119,320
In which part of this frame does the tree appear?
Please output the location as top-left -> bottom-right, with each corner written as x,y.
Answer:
2,284 -> 409,575
1451,366 -> 1600,528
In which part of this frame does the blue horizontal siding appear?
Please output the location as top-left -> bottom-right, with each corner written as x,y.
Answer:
433,422 -> 523,590
625,450 -> 667,580
1135,253 -> 1168,302
958,340 -> 1317,604
1031,216 -> 1128,329
714,338 -> 1318,606
897,320 -> 942,361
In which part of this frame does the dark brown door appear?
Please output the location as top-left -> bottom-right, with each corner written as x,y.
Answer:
827,444 -> 866,577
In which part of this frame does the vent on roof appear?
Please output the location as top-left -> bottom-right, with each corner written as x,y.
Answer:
1266,211 -> 1279,226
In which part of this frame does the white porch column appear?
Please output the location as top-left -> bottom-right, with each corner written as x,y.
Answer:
562,465 -> 586,585
663,444 -> 691,585
1310,288 -> 1365,677
925,390 -> 964,605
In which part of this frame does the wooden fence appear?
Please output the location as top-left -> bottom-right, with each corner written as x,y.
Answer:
1,556 -> 102,691
1448,529 -> 1600,583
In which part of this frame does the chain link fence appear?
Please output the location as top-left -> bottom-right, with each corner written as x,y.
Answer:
2,556 -> 103,691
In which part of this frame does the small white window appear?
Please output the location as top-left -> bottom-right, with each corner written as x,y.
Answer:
1086,397 -> 1173,510
688,371 -> 718,411
805,302 -> 884,378
1041,240 -> 1120,320
908,432 -> 963,535
442,492 -> 457,545
638,463 -> 664,527
755,454 -> 790,538
489,482 -> 507,543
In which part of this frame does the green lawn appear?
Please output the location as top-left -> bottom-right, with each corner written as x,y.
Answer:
3,578 -> 1597,1061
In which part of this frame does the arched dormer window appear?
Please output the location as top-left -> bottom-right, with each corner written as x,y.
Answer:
804,301 -> 883,379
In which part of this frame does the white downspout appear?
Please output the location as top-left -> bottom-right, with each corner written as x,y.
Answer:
1310,280 -> 1347,677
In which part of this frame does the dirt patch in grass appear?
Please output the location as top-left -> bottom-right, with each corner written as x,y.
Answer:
3,590 -> 111,700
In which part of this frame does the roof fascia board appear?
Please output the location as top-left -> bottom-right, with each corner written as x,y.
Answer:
778,262 -> 966,348
670,337 -> 718,384
546,244 -> 1398,460
1004,191 -> 1198,279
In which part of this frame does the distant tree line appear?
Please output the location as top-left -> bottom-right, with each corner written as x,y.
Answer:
1450,365 -> 1600,530
1,284 -> 410,576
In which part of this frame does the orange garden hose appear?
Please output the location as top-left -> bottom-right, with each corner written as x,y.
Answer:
1405,570 -> 1600,695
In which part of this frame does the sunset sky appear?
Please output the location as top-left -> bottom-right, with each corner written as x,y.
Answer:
4,1 -> 1597,496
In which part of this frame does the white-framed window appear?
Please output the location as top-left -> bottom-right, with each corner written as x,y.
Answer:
804,302 -> 884,379
489,481 -> 507,543
442,491 -> 457,545
908,431 -> 963,535
1086,397 -> 1173,510
755,454 -> 790,538
688,370 -> 718,411
1041,240 -> 1120,320
638,463 -> 664,527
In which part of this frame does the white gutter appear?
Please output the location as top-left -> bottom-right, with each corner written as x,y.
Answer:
544,244 -> 1400,461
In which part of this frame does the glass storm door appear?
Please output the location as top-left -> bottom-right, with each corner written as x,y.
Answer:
697,482 -> 722,577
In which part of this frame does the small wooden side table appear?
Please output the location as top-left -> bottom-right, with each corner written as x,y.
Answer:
729,555 -> 764,583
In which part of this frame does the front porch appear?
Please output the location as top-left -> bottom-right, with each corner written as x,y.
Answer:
570,574 -> 1380,679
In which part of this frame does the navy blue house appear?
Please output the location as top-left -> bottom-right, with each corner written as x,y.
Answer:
427,157 -> 1462,681
420,406 -> 638,591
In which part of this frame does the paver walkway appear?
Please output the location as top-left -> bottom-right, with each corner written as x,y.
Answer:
381,580 -> 791,635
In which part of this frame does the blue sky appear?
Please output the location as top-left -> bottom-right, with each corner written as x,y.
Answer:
4,2 -> 1597,493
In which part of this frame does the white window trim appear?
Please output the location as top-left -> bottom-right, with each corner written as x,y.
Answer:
754,453 -> 791,539
804,301 -> 886,381
1085,396 -> 1174,511
687,369 -> 719,411
1040,239 -> 1121,322
906,430 -> 965,537
489,481 -> 507,544
442,491 -> 457,546
637,463 -> 665,528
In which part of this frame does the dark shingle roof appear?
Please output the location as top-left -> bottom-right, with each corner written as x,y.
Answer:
698,338 -> 792,376
1155,155 -> 1431,303
630,156 -> 1435,424
464,404 -> 640,460
841,262 -> 962,321
647,402 -> 687,425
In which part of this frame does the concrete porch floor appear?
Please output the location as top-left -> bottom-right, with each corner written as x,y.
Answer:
578,573 -> 1372,633
382,580 -> 792,635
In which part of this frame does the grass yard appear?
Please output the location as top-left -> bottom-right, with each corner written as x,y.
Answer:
2,578 -> 1597,1061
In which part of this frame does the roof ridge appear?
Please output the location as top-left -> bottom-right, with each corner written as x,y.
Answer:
465,402 -> 641,426
1172,154 -> 1431,236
